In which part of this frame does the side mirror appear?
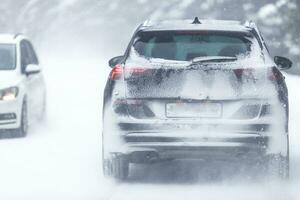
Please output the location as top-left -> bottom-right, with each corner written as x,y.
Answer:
274,56 -> 292,70
109,56 -> 124,68
25,64 -> 41,75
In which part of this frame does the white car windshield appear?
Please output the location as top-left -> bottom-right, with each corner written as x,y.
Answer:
0,44 -> 16,70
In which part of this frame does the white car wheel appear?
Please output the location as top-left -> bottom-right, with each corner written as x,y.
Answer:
13,102 -> 28,138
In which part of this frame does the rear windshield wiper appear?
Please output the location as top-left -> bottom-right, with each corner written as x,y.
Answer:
192,56 -> 237,63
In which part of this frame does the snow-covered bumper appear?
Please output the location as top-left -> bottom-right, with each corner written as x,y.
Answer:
0,98 -> 22,130
107,119 -> 288,163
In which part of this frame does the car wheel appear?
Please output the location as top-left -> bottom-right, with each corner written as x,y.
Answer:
104,154 -> 129,180
266,154 -> 289,180
14,102 -> 28,138
38,98 -> 47,121
103,158 -> 112,177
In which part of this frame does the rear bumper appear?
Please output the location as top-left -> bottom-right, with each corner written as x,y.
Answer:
103,114 -> 288,162
123,139 -> 266,163
123,131 -> 268,162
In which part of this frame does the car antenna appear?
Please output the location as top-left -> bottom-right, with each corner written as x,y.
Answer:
192,17 -> 201,24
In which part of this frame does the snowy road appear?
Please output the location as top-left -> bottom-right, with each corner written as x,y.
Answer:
0,52 -> 300,199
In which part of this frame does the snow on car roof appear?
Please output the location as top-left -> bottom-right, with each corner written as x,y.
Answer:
0,34 -> 22,43
140,19 -> 252,32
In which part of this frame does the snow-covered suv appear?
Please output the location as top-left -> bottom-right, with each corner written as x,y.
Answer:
0,34 -> 46,138
102,19 -> 292,180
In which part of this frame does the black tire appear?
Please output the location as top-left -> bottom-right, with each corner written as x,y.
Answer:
13,102 -> 28,138
266,154 -> 289,180
102,134 -> 111,177
103,158 -> 112,177
38,98 -> 47,122
103,154 -> 129,180
112,155 -> 129,180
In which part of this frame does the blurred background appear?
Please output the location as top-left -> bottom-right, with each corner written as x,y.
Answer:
0,0 -> 299,73
0,1 -> 299,199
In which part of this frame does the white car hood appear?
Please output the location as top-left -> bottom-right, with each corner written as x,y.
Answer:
0,71 -> 22,90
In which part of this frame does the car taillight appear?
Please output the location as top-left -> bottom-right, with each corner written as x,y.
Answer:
233,68 -> 255,80
233,68 -> 244,79
233,67 -> 283,82
110,65 -> 147,80
110,64 -> 123,80
268,67 -> 283,81
126,67 -> 147,74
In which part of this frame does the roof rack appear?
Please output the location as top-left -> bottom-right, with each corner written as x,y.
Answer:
244,20 -> 264,49
14,33 -> 23,39
142,19 -> 152,27
244,20 -> 256,29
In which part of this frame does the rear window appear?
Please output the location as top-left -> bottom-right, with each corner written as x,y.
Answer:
0,44 -> 16,70
132,31 -> 255,61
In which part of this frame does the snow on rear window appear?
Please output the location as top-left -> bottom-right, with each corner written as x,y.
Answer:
132,31 -> 256,61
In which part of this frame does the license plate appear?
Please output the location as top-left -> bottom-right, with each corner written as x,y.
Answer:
166,102 -> 222,118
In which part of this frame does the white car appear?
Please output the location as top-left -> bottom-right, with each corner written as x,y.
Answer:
0,34 -> 46,137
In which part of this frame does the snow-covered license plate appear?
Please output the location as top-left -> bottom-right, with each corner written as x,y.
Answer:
166,102 -> 222,118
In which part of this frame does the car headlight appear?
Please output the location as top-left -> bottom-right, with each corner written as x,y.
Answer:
0,87 -> 19,101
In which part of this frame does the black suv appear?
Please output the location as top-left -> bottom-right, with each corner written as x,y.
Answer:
102,18 -> 292,180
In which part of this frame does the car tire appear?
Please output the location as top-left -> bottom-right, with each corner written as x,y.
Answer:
112,155 -> 129,180
13,102 -> 28,138
103,154 -> 129,180
266,154 -> 289,180
103,158 -> 113,177
38,98 -> 47,122
103,156 -> 129,181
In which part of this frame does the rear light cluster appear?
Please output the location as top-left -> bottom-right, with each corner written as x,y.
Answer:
233,68 -> 254,80
233,67 -> 283,81
268,67 -> 284,81
111,65 -> 283,82
110,65 -> 148,80
110,64 -> 123,80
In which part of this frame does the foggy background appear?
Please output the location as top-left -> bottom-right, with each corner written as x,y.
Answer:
0,0 -> 300,199
0,0 -> 299,73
